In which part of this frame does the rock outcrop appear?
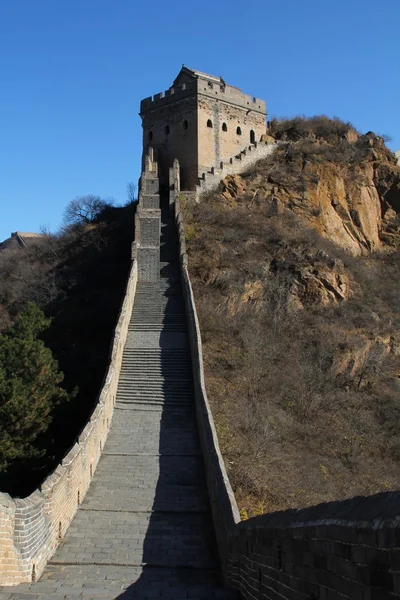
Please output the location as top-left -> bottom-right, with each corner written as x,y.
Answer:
220,131 -> 400,256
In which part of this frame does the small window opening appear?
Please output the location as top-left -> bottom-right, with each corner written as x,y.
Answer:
250,130 -> 256,143
148,131 -> 153,141
32,564 -> 36,582
90,464 -> 93,478
222,123 -> 227,132
58,522 -> 62,540
165,125 -> 170,135
99,440 -> 102,452
236,126 -> 242,135
208,82 -> 213,89
207,119 -> 213,128
77,490 -> 80,505
183,120 -> 188,130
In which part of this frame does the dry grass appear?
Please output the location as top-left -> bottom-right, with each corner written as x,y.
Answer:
185,177 -> 400,517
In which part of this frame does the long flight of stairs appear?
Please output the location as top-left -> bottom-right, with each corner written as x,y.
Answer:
0,210 -> 235,599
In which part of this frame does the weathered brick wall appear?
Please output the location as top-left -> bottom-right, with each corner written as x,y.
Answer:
227,494 -> 400,599
0,258 -> 138,586
173,165 -> 241,569
173,158 -> 400,599
197,94 -> 266,176
141,84 -> 199,189
134,149 -> 161,282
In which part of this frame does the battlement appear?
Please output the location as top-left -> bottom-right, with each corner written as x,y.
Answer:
140,79 -> 266,115
196,140 -> 277,195
140,81 -> 198,113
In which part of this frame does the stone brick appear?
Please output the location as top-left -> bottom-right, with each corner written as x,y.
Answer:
140,66 -> 267,190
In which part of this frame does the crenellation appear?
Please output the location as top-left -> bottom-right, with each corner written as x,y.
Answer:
140,66 -> 267,190
140,81 -> 198,114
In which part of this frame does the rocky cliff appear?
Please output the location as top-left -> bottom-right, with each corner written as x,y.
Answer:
222,125 -> 400,255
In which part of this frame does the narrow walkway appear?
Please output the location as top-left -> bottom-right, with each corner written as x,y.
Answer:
0,213 -> 234,599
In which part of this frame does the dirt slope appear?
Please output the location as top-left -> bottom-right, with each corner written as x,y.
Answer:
185,117 -> 400,516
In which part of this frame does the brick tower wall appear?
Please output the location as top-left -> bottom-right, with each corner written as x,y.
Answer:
140,75 -> 267,191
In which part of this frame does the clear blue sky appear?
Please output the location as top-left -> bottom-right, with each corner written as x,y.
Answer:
0,0 -> 399,241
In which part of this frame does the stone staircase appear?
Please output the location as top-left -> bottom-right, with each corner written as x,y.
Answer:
195,140 -> 277,195
0,211 -> 235,599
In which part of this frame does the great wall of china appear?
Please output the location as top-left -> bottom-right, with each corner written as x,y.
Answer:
1,68 -> 400,599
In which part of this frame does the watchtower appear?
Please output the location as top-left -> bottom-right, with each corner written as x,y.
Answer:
140,66 -> 267,190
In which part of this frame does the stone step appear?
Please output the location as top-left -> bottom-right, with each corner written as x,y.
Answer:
118,376 -> 193,384
81,454 -> 209,513
122,350 -> 191,356
121,363 -> 191,369
116,395 -> 194,404
119,367 -> 192,374
117,389 -> 194,398
120,362 -> 192,370
129,327 -> 187,333
50,511 -> 217,570
0,564 -> 237,599
121,352 -> 191,359
130,315 -> 186,321
105,409 -> 200,455
119,373 -> 192,381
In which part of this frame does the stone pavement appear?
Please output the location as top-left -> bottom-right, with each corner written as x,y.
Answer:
0,213 -> 235,599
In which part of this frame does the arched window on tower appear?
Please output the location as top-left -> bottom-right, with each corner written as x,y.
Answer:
165,125 -> 170,135
222,122 -> 227,132
250,130 -> 256,143
183,120 -> 188,130
236,126 -> 242,135
207,119 -> 213,128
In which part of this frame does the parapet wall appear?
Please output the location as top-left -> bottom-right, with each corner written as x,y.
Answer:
196,141 -> 277,196
140,79 -> 265,115
172,158 -> 400,599
227,493 -> 400,599
174,190 -> 240,570
0,259 -> 138,586
140,81 -> 198,113
134,147 -> 161,282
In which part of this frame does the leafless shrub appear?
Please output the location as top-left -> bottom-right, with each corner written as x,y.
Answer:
63,195 -> 113,226
268,115 -> 358,142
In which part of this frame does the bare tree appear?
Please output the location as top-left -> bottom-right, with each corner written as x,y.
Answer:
63,195 -> 112,226
126,181 -> 137,205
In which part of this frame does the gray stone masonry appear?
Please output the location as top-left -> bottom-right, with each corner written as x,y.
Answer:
0,206 -> 236,599
135,149 -> 161,282
195,141 -> 277,197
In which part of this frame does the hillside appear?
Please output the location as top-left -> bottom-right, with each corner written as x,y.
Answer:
0,203 -> 135,496
185,117 -> 400,517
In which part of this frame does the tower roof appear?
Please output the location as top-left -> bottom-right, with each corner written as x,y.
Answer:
173,66 -> 223,87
